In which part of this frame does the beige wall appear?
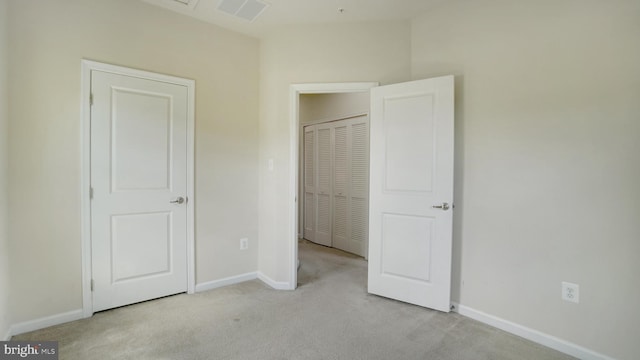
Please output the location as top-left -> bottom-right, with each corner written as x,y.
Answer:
411,0 -> 640,359
299,93 -> 370,125
258,21 -> 411,282
0,0 -> 11,341
7,0 -> 259,323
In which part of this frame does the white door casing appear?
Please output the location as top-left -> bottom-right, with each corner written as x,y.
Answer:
81,60 -> 195,315
367,76 -> 454,312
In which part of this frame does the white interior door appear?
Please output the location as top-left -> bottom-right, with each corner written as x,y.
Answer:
90,70 -> 189,312
367,76 -> 454,312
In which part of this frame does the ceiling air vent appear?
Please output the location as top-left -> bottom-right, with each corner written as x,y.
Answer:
217,0 -> 269,22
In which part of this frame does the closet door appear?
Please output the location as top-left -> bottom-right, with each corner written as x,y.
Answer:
332,123 -> 349,251
303,127 -> 315,241
349,119 -> 369,258
303,117 -> 369,256
314,123 -> 332,246
332,117 -> 369,257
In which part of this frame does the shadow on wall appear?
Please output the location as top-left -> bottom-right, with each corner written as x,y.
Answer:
452,74 -> 465,303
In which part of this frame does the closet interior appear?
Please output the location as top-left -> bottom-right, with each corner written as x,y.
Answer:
299,93 -> 370,258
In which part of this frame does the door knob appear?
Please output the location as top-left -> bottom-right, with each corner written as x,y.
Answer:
170,197 -> 185,204
432,202 -> 449,211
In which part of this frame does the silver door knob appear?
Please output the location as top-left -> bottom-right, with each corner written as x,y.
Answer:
432,202 -> 449,211
170,197 -> 185,204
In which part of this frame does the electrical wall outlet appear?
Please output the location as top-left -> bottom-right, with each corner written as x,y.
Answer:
561,282 -> 579,303
240,238 -> 249,250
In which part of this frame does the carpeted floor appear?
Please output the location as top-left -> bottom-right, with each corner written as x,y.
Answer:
13,240 -> 575,359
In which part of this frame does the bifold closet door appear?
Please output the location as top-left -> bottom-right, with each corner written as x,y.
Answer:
332,118 -> 368,257
303,127 -> 315,242
303,117 -> 369,257
313,123 -> 332,247
347,119 -> 369,258
332,123 -> 349,251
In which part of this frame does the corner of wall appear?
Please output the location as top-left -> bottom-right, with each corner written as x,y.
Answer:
0,0 -> 12,342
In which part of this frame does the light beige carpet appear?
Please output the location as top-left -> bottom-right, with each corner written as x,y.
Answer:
13,240 -> 575,360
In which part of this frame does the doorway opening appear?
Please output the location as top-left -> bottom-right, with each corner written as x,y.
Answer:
290,78 -> 455,312
299,93 -> 370,258
289,83 -> 378,289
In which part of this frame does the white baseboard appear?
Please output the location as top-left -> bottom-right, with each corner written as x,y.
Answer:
195,271 -> 293,292
10,309 -> 84,337
3,327 -> 10,341
195,272 -> 258,293
7,274 -> 292,337
452,303 -> 615,360
257,272 -> 294,290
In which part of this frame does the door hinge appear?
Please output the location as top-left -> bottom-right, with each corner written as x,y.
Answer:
90,93 -> 94,106
90,187 -> 93,199
90,279 -> 94,292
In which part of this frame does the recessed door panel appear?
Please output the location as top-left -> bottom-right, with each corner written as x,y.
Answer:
383,94 -> 434,193
381,214 -> 432,282
112,88 -> 171,191
111,212 -> 171,282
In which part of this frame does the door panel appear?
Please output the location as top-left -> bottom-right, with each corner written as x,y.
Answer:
383,94 -> 434,192
91,70 -> 188,312
314,125 -> 332,246
381,214 -> 433,281
332,117 -> 369,257
303,128 -> 315,241
111,212 -> 172,281
368,76 -> 454,312
112,89 -> 172,191
332,125 -> 349,249
346,120 -> 369,257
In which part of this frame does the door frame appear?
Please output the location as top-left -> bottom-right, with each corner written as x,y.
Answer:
80,60 -> 196,317
288,82 -> 377,289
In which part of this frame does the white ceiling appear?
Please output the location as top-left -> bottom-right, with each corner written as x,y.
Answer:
141,0 -> 448,37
